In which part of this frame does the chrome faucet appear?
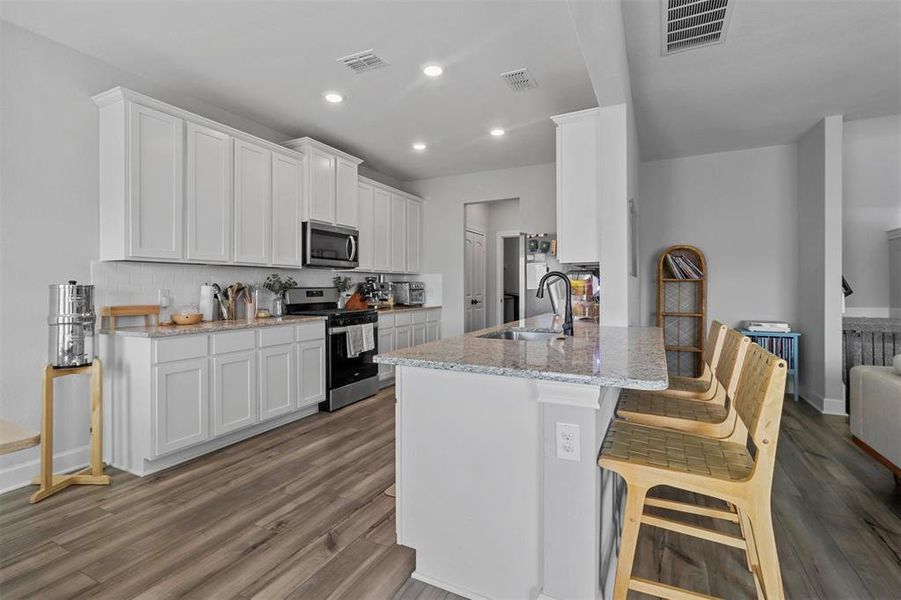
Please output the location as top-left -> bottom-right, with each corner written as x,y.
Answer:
536,271 -> 574,336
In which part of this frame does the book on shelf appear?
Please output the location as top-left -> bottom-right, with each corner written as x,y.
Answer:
745,321 -> 791,333
665,253 -> 704,279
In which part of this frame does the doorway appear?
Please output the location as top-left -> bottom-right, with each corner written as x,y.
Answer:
464,228 -> 486,332
498,233 -> 521,325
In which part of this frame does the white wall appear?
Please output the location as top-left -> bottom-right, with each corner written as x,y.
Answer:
406,163 -> 557,336
638,144 -> 800,330
797,116 -> 844,415
842,115 -> 901,317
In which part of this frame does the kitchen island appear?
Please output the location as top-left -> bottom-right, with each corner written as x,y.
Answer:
376,314 -> 667,600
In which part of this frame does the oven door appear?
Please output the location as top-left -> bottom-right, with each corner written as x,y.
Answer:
303,222 -> 359,269
327,324 -> 379,391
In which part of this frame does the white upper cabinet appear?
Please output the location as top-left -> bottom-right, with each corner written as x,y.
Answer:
372,186 -> 392,272
233,139 -> 272,265
186,122 -> 231,263
336,157 -> 358,228
551,108 -> 601,265
406,199 -> 422,274
283,137 -> 362,227
271,152 -> 304,267
94,88 -> 305,267
390,193 -> 407,273
357,181 -> 375,271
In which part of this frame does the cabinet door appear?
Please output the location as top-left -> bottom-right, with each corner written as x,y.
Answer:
128,103 -> 184,260
298,338 -> 326,408
357,182 -> 374,271
372,187 -> 391,271
390,193 -> 407,273
212,351 -> 257,435
335,157 -> 358,228
186,122 -> 231,263
309,148 -> 336,223
234,139 -> 272,264
259,344 -> 297,420
395,325 -> 413,350
154,358 -> 209,456
555,115 -> 599,264
406,200 -> 422,274
271,152 -> 303,267
378,327 -> 395,381
427,321 -> 440,342
412,323 -> 427,346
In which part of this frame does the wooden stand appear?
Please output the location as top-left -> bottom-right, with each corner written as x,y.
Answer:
30,360 -> 110,504
657,245 -> 707,378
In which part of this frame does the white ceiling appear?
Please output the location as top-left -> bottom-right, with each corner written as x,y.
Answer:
623,0 -> 901,161
0,1 -> 599,181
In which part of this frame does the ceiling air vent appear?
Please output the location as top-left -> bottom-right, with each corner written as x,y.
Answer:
337,49 -> 389,73
662,0 -> 733,55
500,68 -> 538,92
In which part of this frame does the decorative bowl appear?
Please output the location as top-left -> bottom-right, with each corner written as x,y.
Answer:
171,313 -> 203,326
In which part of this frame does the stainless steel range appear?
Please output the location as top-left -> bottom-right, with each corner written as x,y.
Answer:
285,287 -> 378,411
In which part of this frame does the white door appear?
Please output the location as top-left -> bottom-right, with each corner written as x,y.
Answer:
427,321 -> 440,342
464,229 -> 487,332
186,123 -> 231,263
128,103 -> 184,260
154,358 -> 209,456
234,139 -> 271,264
259,344 -> 296,420
298,338 -> 326,408
309,148 -> 336,223
357,182 -> 374,271
372,187 -> 391,271
212,351 -> 257,435
406,200 -> 422,274
413,323 -> 427,346
390,194 -> 407,272
378,327 -> 395,381
335,157 -> 358,228
395,325 -> 413,350
271,152 -> 303,267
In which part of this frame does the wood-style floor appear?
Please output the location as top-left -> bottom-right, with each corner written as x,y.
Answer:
0,388 -> 898,599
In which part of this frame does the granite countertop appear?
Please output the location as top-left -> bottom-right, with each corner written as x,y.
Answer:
101,315 -> 326,338
376,305 -> 442,314
375,313 -> 668,390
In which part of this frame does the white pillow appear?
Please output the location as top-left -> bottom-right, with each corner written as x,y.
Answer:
895,354 -> 901,375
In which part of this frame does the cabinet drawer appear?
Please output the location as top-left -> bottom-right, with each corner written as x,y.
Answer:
394,312 -> 413,326
211,330 -> 256,355
258,326 -> 295,347
427,309 -> 441,323
296,320 -> 325,342
154,335 -> 208,363
378,313 -> 395,329
412,310 -> 427,324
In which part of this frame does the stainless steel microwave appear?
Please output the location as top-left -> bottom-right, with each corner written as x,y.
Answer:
302,222 -> 359,269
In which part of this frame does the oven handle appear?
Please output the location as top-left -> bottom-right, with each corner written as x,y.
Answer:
329,324 -> 378,335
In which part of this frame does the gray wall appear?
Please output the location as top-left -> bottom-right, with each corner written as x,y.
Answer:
638,144 -> 800,329
842,115 -> 901,316
797,116 -> 845,414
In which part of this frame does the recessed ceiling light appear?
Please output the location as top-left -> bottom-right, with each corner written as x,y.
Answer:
423,64 -> 443,77
412,142 -> 427,151
323,91 -> 344,103
490,128 -> 505,137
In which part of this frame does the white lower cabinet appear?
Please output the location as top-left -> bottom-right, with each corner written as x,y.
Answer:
413,323 -> 427,346
259,344 -> 297,421
376,308 -> 441,386
154,358 -> 210,456
212,351 -> 257,435
427,321 -> 440,342
298,338 -> 326,408
378,327 -> 395,382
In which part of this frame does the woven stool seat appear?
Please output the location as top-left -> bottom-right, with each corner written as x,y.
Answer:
618,391 -> 728,423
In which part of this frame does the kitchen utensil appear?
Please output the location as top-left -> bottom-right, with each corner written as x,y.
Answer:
171,313 -> 203,325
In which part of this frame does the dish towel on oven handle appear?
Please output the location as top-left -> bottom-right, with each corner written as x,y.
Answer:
346,325 -> 364,358
361,323 -> 375,353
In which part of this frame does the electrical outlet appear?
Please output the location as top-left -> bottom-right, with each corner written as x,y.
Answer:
555,422 -> 581,462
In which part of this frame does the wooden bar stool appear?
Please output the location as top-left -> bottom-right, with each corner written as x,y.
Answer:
599,343 -> 788,600
616,329 -> 751,439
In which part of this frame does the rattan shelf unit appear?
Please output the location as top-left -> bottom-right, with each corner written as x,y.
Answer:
657,245 -> 707,377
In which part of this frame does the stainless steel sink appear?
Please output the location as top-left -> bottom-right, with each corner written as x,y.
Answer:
479,329 -> 564,342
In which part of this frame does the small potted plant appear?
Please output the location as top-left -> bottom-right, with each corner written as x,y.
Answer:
333,275 -> 354,308
263,274 -> 297,317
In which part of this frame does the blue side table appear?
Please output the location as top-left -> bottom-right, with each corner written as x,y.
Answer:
738,330 -> 801,403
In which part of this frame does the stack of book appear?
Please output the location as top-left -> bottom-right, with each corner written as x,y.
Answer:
745,321 -> 791,333
665,254 -> 704,279
748,335 -> 796,370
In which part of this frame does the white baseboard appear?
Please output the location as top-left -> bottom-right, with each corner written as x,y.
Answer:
0,445 -> 89,494
411,570 -> 491,600
800,389 -> 847,416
